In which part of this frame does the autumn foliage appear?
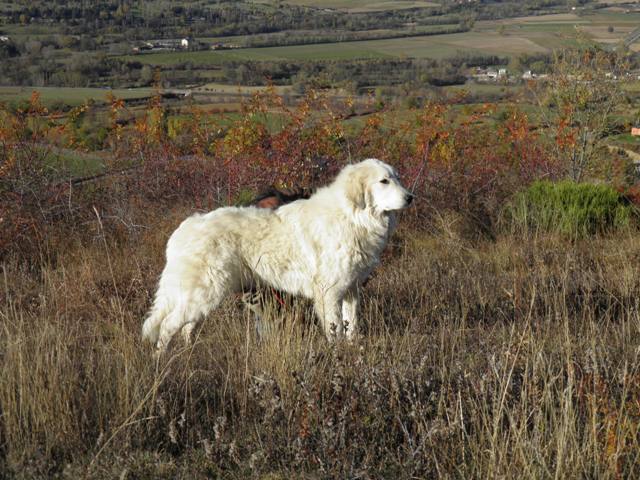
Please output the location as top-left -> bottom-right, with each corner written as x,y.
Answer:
0,87 -> 575,259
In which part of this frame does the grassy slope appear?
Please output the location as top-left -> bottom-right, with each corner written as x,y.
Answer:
3,221 -> 640,478
0,86 -> 155,106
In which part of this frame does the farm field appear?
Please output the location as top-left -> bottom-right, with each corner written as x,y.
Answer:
443,83 -> 524,97
120,10 -> 638,69
272,0 -> 440,11
122,30 -> 549,66
0,22 -> 64,36
121,43 -> 394,64
0,86 -> 155,106
194,83 -> 293,95
478,10 -> 640,48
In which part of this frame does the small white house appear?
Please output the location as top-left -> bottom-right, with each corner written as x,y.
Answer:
181,38 -> 189,49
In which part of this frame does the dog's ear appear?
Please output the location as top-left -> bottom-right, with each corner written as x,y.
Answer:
344,169 -> 367,210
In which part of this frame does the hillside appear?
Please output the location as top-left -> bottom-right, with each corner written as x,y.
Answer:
1,0 -> 640,95
4,2 -> 640,478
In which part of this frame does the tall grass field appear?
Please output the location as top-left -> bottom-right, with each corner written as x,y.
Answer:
3,224 -> 640,478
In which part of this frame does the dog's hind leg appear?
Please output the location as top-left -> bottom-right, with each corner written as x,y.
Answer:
156,281 -> 231,353
180,320 -> 201,345
157,305 -> 205,353
156,307 -> 188,354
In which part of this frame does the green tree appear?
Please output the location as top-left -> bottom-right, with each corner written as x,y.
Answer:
140,65 -> 154,85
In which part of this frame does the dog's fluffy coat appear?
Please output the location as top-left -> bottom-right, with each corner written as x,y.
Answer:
142,159 -> 412,351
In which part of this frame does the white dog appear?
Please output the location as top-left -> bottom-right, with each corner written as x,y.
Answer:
142,158 -> 413,352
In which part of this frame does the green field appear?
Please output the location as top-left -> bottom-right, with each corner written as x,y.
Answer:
476,11 -> 637,50
195,83 -> 292,94
609,133 -> 640,144
622,80 -> 640,92
0,23 -> 64,36
119,12 -> 621,68
0,87 -> 155,106
443,83 -> 524,96
121,31 -> 554,66
121,43 -> 394,64
257,0 -> 440,12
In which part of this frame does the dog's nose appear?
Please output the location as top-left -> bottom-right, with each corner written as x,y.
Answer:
405,193 -> 414,205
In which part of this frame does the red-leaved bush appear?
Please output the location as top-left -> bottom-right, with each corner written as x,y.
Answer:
0,88 -> 584,259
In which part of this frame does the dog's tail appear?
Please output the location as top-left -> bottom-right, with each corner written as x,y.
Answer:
141,299 -> 169,345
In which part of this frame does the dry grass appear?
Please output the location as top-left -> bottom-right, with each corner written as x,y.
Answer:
2,211 -> 640,478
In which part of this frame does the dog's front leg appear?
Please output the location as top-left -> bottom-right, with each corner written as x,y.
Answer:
313,287 -> 344,339
341,287 -> 359,340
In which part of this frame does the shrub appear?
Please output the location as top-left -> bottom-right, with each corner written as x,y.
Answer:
503,180 -> 633,238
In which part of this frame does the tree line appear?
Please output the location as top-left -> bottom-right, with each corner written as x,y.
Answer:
1,0 -> 595,40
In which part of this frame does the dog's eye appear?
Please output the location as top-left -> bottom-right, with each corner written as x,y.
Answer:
380,179 -> 389,184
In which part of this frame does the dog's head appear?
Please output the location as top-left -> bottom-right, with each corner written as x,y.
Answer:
340,159 -> 414,214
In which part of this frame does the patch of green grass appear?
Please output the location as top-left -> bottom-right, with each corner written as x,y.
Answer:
622,81 -> 640,92
589,10 -> 640,24
44,148 -> 105,178
0,23 -> 64,35
121,43 -> 395,65
515,22 -> 586,32
261,0 -> 439,11
608,133 -> 640,144
0,87 -> 154,107
195,83 -> 291,94
503,180 -> 633,238
443,83 -> 523,96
